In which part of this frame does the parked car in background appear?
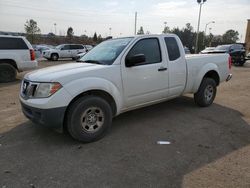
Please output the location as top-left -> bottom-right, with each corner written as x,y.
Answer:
85,45 -> 93,52
43,44 -> 87,61
203,44 -> 245,66
246,52 -> 250,60
200,47 -> 215,54
0,35 -> 37,82
76,52 -> 86,61
20,34 -> 232,142
184,47 -> 191,54
34,45 -> 52,58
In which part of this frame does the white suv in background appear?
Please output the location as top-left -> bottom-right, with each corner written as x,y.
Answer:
43,44 -> 87,61
0,35 -> 38,82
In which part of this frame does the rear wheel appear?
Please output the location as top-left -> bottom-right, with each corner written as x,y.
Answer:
0,63 -> 17,83
51,53 -> 59,61
194,78 -> 217,107
234,54 -> 245,66
239,54 -> 245,66
66,96 -> 112,142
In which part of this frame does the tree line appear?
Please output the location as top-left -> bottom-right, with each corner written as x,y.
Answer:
24,19 -> 240,53
24,19 -> 105,45
137,23 -> 239,53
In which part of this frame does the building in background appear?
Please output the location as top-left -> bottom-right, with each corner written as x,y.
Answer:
245,19 -> 250,53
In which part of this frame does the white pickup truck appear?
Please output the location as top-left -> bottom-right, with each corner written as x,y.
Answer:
20,34 -> 232,142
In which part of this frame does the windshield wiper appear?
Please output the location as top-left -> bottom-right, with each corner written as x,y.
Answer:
83,60 -> 103,65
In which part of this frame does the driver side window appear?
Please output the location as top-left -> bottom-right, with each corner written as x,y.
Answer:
127,38 -> 162,65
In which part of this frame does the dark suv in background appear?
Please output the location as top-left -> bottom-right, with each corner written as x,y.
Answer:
204,44 -> 246,66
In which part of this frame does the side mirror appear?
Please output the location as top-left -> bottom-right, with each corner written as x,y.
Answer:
125,54 -> 146,67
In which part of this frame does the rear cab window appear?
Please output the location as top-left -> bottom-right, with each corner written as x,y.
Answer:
126,38 -> 162,65
0,37 -> 28,50
164,37 -> 180,61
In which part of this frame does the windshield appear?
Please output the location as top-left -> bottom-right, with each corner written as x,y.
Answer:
215,45 -> 231,51
56,45 -> 63,50
80,37 -> 133,65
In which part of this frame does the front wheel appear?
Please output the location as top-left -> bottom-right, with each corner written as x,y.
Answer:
194,78 -> 217,107
51,53 -> 59,61
66,96 -> 113,142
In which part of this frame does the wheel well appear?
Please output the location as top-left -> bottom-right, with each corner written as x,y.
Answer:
63,90 -> 117,132
203,70 -> 220,86
51,53 -> 59,57
0,59 -> 17,70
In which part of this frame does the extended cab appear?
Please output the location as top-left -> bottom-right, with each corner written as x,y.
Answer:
43,44 -> 87,61
20,34 -> 232,142
0,35 -> 38,82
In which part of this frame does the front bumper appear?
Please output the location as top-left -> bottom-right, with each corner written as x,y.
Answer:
43,52 -> 51,58
21,101 -> 66,129
226,74 -> 232,82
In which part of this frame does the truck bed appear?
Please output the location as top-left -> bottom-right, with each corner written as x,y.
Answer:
184,53 -> 230,93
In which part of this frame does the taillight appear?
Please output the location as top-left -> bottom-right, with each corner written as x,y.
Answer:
228,55 -> 232,70
30,49 -> 35,61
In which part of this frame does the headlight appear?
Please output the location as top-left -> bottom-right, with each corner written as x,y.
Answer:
34,82 -> 62,98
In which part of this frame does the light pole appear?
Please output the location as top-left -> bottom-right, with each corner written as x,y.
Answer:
208,27 -> 213,46
195,0 -> 207,54
164,22 -> 167,28
54,23 -> 57,35
134,12 -> 137,35
163,22 -> 167,33
203,21 -> 215,48
109,27 -> 112,36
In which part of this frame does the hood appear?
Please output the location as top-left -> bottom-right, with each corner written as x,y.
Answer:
25,63 -> 104,83
44,49 -> 58,53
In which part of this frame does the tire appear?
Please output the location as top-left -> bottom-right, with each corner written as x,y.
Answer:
234,54 -> 245,66
194,78 -> 217,107
66,96 -> 113,142
0,63 -> 17,83
51,53 -> 59,61
239,54 -> 245,66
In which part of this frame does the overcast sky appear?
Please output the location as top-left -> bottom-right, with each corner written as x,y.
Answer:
0,0 -> 249,41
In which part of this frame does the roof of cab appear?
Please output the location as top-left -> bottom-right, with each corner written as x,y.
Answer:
0,35 -> 25,39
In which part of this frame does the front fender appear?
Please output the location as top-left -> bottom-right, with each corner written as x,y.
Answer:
193,63 -> 220,92
63,77 -> 123,115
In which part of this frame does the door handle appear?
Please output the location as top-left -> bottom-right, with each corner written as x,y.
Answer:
158,67 -> 168,72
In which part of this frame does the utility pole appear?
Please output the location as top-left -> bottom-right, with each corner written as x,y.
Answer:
134,12 -> 137,35
195,0 -> 207,54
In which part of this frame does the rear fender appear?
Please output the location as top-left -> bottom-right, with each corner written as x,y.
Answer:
193,63 -> 220,92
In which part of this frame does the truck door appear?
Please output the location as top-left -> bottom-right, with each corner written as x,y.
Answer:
164,37 -> 187,97
121,37 -> 169,108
